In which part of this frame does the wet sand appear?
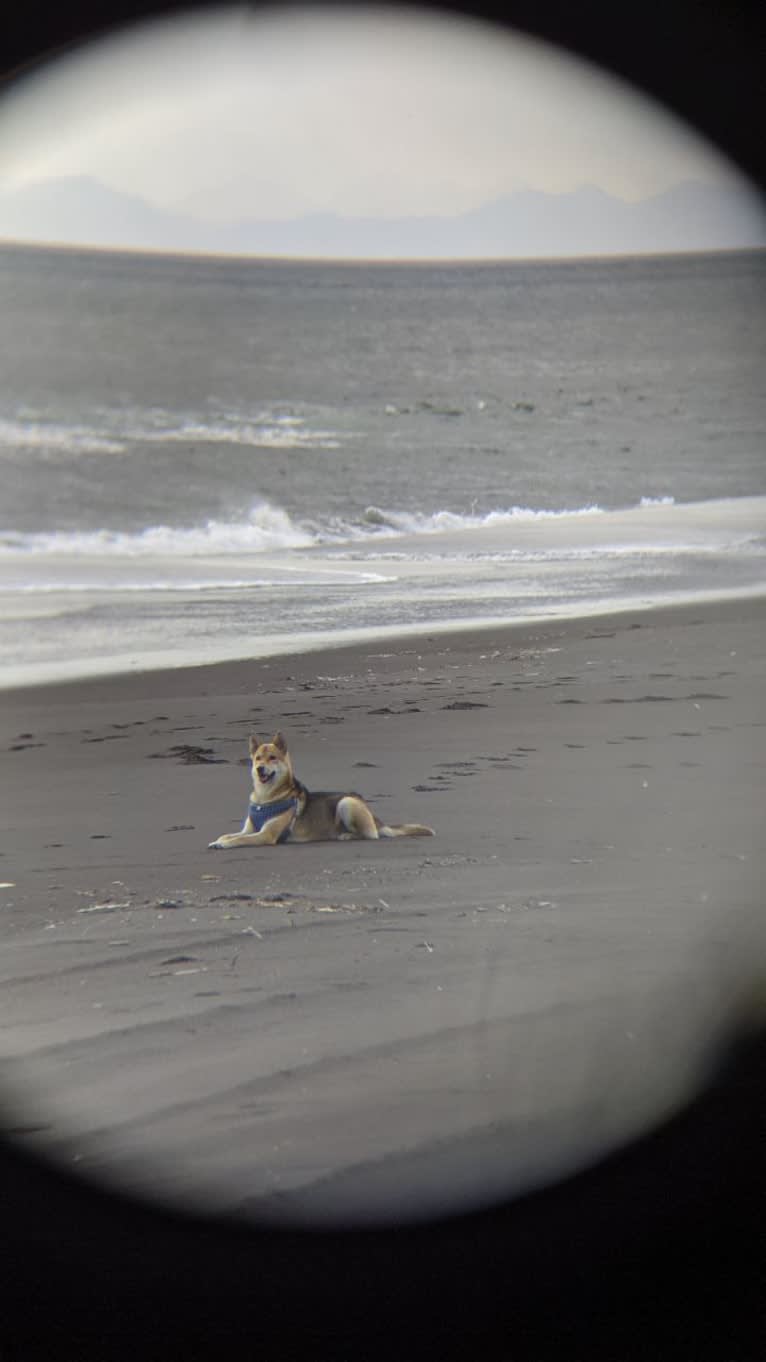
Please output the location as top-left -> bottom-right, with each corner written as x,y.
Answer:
1,598 -> 764,1224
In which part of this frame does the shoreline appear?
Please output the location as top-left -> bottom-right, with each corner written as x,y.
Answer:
2,592 -> 764,1223
4,585 -> 766,702
3,492 -> 765,695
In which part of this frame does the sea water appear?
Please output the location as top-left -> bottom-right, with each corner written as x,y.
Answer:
1,244 -> 764,686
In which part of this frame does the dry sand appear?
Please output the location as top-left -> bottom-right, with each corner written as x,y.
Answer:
1,598 -> 764,1224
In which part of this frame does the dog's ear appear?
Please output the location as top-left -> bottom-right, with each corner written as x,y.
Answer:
272,731 -> 288,754
248,735 -> 260,756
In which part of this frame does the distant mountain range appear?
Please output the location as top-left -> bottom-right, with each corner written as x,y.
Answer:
0,176 -> 764,259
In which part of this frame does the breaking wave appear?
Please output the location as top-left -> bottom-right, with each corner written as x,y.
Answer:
1,495 -> 761,563
361,503 -> 606,533
0,499 -> 618,559
0,501 -> 314,557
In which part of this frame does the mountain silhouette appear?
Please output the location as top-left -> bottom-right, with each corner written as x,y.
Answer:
1,176 -> 763,258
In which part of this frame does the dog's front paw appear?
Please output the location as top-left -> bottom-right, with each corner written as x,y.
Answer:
208,836 -> 232,849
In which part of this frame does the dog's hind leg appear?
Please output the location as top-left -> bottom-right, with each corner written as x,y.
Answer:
336,796 -> 379,840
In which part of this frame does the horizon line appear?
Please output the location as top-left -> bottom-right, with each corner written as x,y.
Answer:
2,236 -> 764,269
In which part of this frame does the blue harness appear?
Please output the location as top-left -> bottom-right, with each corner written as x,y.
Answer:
248,795 -> 297,840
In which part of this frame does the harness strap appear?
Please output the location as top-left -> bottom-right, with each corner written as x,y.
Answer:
248,795 -> 297,838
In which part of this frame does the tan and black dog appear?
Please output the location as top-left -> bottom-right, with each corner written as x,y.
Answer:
209,731 -> 435,848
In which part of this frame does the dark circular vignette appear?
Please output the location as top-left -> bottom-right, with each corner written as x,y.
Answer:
0,3 -> 764,1360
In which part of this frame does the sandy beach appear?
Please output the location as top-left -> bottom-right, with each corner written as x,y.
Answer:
1,597 -> 764,1225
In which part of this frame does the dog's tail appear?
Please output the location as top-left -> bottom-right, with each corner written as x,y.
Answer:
378,822 -> 435,838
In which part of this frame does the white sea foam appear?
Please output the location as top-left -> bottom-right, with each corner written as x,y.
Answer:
135,416 -> 342,450
1,496 -> 763,564
361,503 -> 605,533
0,501 -> 314,558
0,417 -> 125,456
0,409 -> 343,457
0,500 -> 603,560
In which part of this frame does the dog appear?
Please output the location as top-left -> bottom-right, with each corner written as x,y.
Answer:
209,731 -> 434,848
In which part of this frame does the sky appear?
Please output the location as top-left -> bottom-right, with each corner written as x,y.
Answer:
0,3 -> 760,247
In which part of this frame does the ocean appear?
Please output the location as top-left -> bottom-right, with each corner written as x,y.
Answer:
1,243 -> 765,687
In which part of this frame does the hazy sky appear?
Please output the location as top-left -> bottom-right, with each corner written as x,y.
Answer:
0,2 -> 748,227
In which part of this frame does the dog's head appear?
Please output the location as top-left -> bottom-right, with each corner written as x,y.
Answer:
249,731 -> 293,799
